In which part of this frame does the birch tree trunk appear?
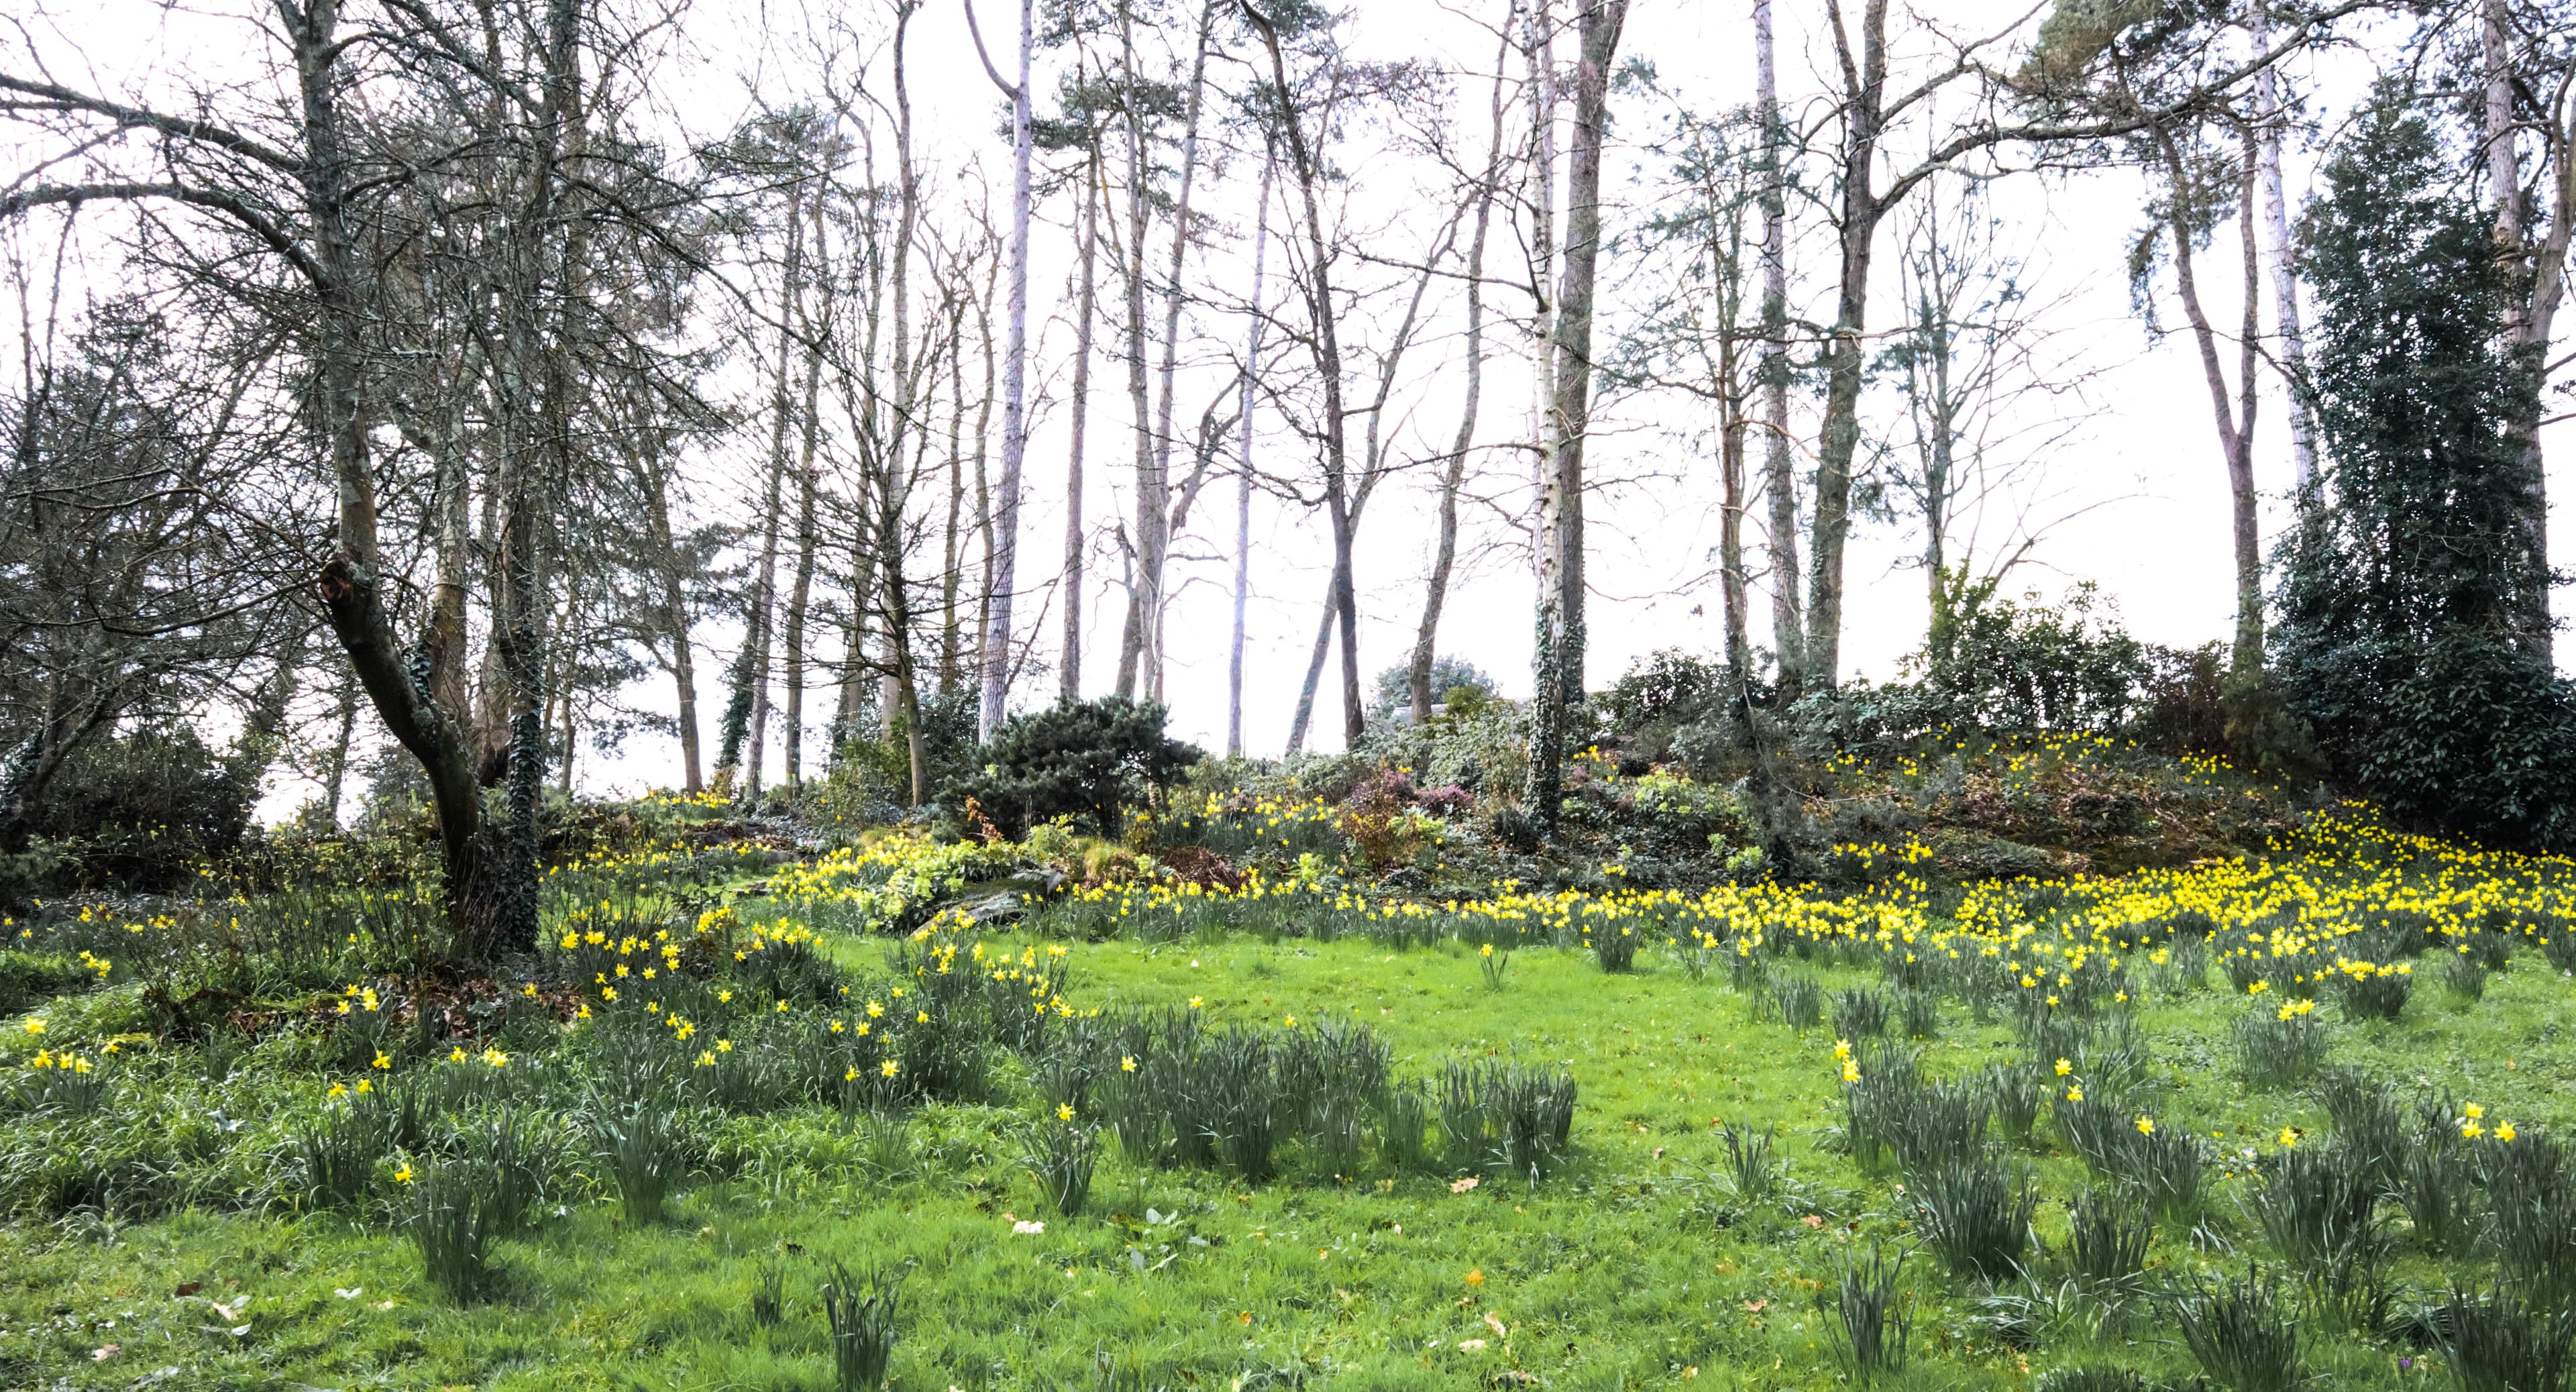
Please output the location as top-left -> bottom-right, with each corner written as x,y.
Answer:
971,0 -> 1036,737
1064,146 -> 1102,702
740,176 -> 807,796
2249,0 -> 2316,498
1546,0 -> 1625,705
1230,146 -> 1276,757
2484,0 -> 2557,659
1755,0 -> 1807,695
1523,0 -> 1566,819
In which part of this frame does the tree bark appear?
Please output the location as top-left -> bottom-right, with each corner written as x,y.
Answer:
1546,0 -> 1624,706
1248,3 -> 1364,747
1230,145 -> 1276,757
2250,0 -> 2316,498
1755,0 -> 1806,694
968,0 -> 1036,738
1807,0 -> 1892,692
2153,122 -> 2263,672
1524,0 -> 1565,820
1064,145 -> 1102,703
1410,17 -> 1511,726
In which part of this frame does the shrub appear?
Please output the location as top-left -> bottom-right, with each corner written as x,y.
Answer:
1983,1063 -> 2045,1149
2327,961 -> 2412,1021
2441,951 -> 2489,1002
1379,1081 -> 1435,1173
2398,1106 -> 2475,1256
2034,1371 -> 2151,1392
1591,922 -> 1639,973
1771,974 -> 1823,1029
2251,1144 -> 2383,1289
941,698 -> 1201,837
2481,1130 -> 2576,1309
1897,987 -> 1940,1040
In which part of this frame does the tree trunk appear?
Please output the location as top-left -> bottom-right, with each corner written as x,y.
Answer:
740,176 -> 806,798
1524,0 -> 1565,822
1230,145 -> 1276,757
2485,0 -> 2555,659
1113,2 -> 1159,699
1807,0 -> 1891,693
1063,144 -> 1102,704
1134,0 -> 1220,702
2250,0 -> 2316,498
2153,123 -> 2263,672
1249,5 -> 1362,747
1547,0 -> 1624,709
637,427 -> 702,792
977,0 -> 1036,739
322,666 -> 359,826
1756,0 -> 1806,694
1411,19 -> 1511,726
783,324 -> 823,790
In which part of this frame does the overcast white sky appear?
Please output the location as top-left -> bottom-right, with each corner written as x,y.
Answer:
11,0 -> 2561,812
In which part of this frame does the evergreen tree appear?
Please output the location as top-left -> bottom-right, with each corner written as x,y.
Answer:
2278,89 -> 2576,848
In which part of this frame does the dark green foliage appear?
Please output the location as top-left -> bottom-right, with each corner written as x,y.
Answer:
292,1103 -> 380,1210
821,1263 -> 900,1392
751,1261 -> 786,1327
1770,973 -> 1823,1029
1440,1057 -> 1578,1181
2330,965 -> 2412,1021
1825,1243 -> 1912,1382
1983,1063 -> 2045,1149
586,1095 -> 684,1224
1022,1121 -> 1098,1216
1378,1081 -> 1435,1173
1719,1121 -> 1776,1201
2235,1007 -> 2326,1087
2279,90 -> 2576,850
2399,1104 -> 2476,1256
409,1161 -> 508,1301
2034,1369 -> 2151,1392
2481,1130 -> 2576,1309
1591,922 -> 1639,972
1896,987 -> 1940,1040
2316,1066 -> 2406,1187
2442,951 -> 2490,1002
942,697 -> 1201,837
2172,1268 -> 2303,1392
19,724 -> 260,893
2251,1144 -> 2383,1284
1910,1152 -> 2038,1284
2433,1287 -> 2576,1392
2063,1189 -> 2151,1287
1918,578 -> 2150,735
1834,986 -> 1889,1039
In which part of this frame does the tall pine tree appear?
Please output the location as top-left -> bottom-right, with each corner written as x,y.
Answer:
2278,90 -> 2575,849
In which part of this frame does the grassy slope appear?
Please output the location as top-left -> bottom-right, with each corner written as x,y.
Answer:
5,907 -> 2572,1392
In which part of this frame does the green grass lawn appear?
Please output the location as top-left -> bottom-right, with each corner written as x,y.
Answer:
7,899 -> 2573,1392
